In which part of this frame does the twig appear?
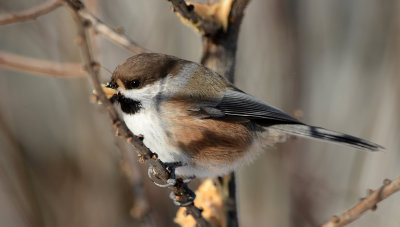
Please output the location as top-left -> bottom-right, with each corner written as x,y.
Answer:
0,0 -> 62,25
63,1 -> 210,226
76,9 -> 149,54
0,51 -> 87,78
321,177 -> 400,227
169,0 -> 220,35
0,0 -> 147,55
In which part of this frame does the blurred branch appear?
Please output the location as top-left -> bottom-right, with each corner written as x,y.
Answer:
117,140 -> 154,227
76,8 -> 149,54
0,51 -> 87,78
64,1 -> 209,226
0,0 -> 148,55
321,177 -> 400,227
0,0 -> 62,25
0,110 -> 46,227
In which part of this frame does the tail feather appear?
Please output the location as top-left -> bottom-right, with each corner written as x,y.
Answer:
270,124 -> 384,152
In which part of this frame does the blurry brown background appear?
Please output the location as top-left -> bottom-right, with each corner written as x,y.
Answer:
0,0 -> 399,226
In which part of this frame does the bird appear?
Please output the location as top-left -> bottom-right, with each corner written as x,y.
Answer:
103,53 -> 383,180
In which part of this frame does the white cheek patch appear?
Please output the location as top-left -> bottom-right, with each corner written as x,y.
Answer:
119,82 -> 162,108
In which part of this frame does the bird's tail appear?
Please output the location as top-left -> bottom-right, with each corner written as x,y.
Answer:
270,124 -> 383,152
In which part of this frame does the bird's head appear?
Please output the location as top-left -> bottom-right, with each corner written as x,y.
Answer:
103,53 -> 189,114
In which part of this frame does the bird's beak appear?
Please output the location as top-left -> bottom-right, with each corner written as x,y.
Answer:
102,83 -> 118,99
93,84 -> 118,100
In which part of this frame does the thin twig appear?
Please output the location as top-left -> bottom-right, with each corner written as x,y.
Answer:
77,9 -> 149,54
321,177 -> 400,227
0,0 -> 147,55
0,0 -> 63,25
0,51 -> 87,78
63,1 -> 210,226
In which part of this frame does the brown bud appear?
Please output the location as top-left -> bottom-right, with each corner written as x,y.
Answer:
126,137 -> 133,143
113,120 -> 121,128
115,27 -> 124,34
82,19 -> 91,27
90,61 -> 100,72
383,179 -> 392,185
331,215 -> 340,223
138,157 -> 145,163
371,204 -> 378,211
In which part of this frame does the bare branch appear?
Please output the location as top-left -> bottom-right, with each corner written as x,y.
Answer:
0,0 -> 147,55
64,1 -> 209,226
77,9 -> 149,54
321,177 -> 400,227
0,51 -> 87,78
0,0 -> 62,25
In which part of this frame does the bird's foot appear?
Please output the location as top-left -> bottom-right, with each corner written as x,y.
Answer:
147,162 -> 183,188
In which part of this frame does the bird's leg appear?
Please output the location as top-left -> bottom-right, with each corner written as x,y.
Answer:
147,161 -> 183,188
148,162 -> 196,206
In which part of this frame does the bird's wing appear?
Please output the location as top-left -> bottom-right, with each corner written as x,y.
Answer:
193,89 -> 383,151
199,89 -> 303,125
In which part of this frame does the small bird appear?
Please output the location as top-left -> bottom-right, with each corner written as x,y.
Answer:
104,53 -> 383,179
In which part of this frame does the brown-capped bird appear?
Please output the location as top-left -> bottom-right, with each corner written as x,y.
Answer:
104,53 -> 382,180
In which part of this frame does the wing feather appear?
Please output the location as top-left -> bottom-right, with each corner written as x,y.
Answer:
202,89 -> 302,125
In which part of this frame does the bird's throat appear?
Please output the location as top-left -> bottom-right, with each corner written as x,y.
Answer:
117,95 -> 142,114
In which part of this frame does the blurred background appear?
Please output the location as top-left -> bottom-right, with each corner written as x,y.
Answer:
0,0 -> 399,226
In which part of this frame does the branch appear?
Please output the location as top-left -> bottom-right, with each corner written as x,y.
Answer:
321,177 -> 400,227
64,1 -> 209,226
200,0 -> 250,81
0,0 -> 62,25
0,51 -> 87,78
168,0 -> 220,35
76,9 -> 149,54
0,0 -> 148,55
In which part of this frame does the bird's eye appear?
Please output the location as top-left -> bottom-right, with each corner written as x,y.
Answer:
129,80 -> 141,89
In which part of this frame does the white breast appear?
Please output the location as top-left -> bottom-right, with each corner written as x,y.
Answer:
123,109 -> 189,165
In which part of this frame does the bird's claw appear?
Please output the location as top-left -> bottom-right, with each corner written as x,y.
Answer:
147,162 -> 183,188
147,165 -> 176,187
